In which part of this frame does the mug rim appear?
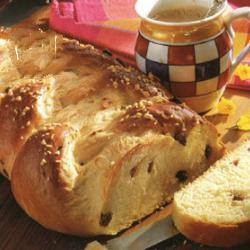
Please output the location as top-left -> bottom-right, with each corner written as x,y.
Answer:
135,0 -> 228,26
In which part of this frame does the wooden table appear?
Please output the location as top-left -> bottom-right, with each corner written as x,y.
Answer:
0,88 -> 249,250
207,89 -> 250,151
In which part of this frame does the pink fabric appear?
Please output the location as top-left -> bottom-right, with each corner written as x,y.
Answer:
74,0 -> 108,22
50,0 -> 137,64
229,0 -> 249,8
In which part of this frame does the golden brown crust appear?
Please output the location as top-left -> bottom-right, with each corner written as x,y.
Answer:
11,124 -> 75,233
0,26 -> 9,39
5,8 -> 225,237
0,82 -> 43,177
117,99 -> 203,136
60,40 -> 170,101
173,207 -> 250,247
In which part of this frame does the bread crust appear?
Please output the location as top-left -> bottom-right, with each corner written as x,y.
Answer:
173,203 -> 250,247
11,124 -> 85,235
0,82 -> 44,178
6,9 -> 225,236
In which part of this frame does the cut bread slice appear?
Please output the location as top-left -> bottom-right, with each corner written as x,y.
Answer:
173,140 -> 250,247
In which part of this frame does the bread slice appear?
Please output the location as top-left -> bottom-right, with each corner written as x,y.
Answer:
0,10 -> 224,236
173,140 -> 250,247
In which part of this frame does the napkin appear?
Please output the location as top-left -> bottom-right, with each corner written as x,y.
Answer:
50,0 -> 250,90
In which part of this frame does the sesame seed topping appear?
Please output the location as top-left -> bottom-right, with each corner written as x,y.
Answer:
24,106 -> 30,112
135,84 -> 140,90
144,113 -> 154,120
16,96 -> 22,101
112,81 -> 118,88
136,113 -> 142,118
148,72 -> 154,80
41,139 -> 47,145
40,159 -> 47,166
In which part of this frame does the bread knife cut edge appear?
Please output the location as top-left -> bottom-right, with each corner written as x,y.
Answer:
106,204 -> 178,250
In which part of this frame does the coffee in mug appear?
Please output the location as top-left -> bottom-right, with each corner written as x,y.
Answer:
135,0 -> 250,113
150,6 -> 209,22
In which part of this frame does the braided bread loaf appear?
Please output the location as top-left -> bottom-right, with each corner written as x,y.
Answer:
0,10 -> 224,236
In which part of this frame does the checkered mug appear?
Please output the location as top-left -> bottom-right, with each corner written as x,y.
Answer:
135,0 -> 250,113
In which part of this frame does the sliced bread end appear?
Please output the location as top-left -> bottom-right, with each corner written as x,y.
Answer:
173,140 -> 250,247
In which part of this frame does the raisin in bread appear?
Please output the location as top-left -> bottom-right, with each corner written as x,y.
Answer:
173,140 -> 250,247
0,10 -> 224,236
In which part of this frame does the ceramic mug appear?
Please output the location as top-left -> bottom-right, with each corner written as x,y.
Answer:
135,0 -> 250,113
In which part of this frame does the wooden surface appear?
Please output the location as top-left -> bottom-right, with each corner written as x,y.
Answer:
207,89 -> 250,150
0,88 -> 249,250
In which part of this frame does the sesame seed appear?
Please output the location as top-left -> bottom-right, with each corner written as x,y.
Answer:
148,73 -> 154,80
40,159 -> 47,166
135,84 -> 140,90
143,91 -> 150,97
136,113 -> 142,118
24,106 -> 30,111
144,113 -> 154,120
41,139 -> 47,145
16,96 -> 22,101
112,81 -> 118,88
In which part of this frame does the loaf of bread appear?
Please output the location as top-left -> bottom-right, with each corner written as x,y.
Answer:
0,10 -> 224,236
173,140 -> 250,247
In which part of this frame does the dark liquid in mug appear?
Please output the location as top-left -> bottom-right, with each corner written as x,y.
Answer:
150,5 -> 209,22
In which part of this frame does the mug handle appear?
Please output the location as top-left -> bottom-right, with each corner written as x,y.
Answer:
223,7 -> 250,72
